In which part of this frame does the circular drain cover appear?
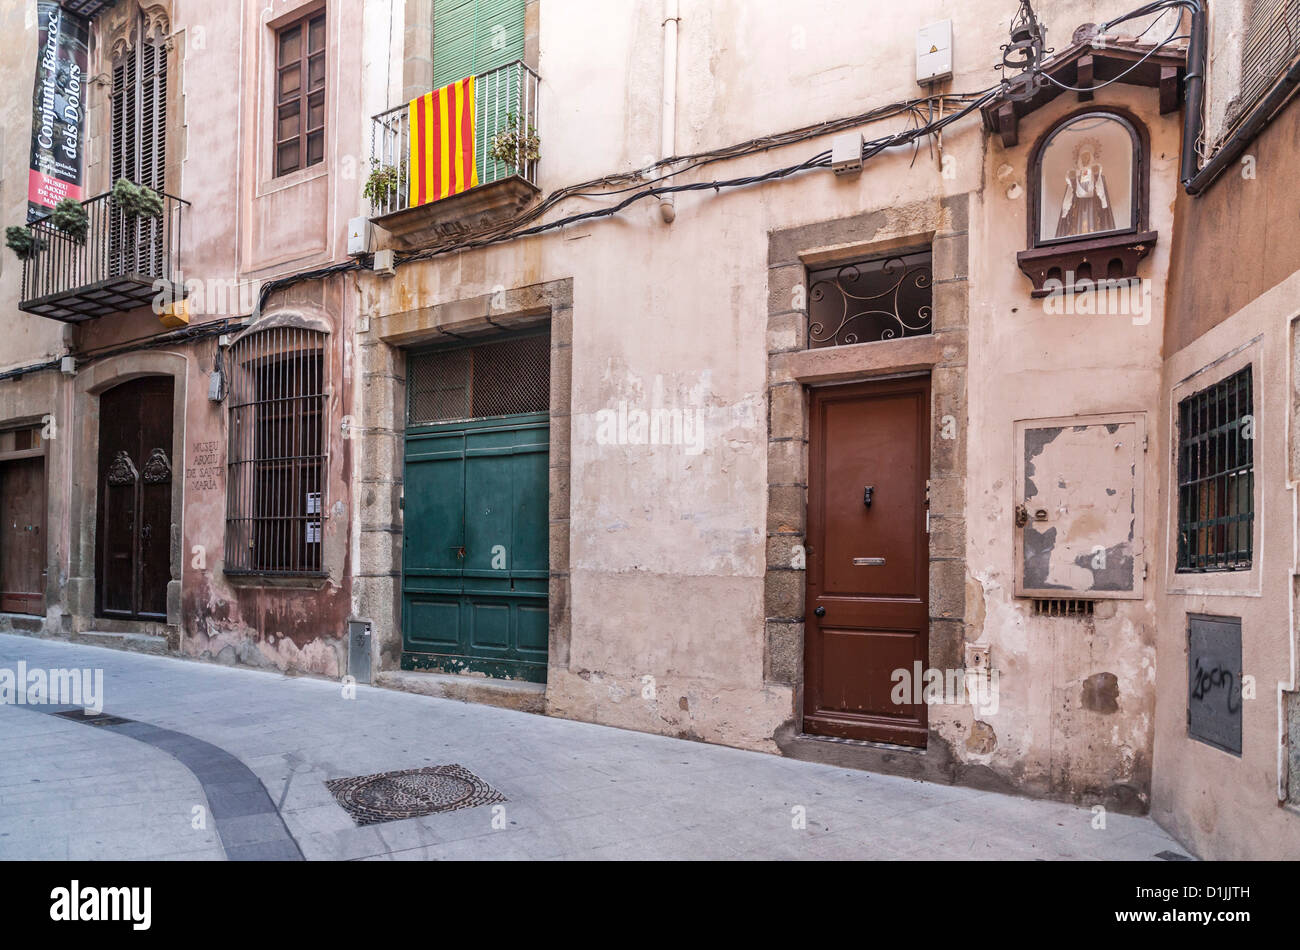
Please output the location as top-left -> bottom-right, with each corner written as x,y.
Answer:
327,764 -> 505,826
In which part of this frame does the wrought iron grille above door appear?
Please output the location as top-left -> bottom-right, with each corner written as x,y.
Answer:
807,250 -> 933,349
407,332 -> 550,426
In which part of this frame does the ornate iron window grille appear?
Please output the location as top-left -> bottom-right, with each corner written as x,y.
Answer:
1177,365 -> 1254,572
807,251 -> 933,349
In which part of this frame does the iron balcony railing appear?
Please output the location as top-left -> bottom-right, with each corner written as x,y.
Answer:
369,60 -> 540,217
19,188 -> 187,322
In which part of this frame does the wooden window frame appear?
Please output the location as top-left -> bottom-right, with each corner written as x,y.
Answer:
274,11 -> 326,178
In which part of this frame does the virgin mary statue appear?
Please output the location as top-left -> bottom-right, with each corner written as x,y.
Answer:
1056,138 -> 1115,238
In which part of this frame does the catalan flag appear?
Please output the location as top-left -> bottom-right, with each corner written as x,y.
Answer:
408,76 -> 478,207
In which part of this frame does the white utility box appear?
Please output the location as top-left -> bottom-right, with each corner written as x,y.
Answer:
347,216 -> 373,256
917,20 -> 953,85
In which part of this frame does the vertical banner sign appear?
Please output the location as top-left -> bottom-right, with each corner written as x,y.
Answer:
27,1 -> 90,223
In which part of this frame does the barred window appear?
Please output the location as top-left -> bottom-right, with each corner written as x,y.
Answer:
225,327 -> 328,575
1177,366 -> 1254,572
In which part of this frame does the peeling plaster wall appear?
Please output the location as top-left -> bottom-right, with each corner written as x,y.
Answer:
965,80 -> 1178,810
1149,278 -> 1300,860
1152,28 -> 1300,861
0,0 -> 378,676
352,0 -> 1183,792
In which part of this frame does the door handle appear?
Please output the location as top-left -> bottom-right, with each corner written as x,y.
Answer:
814,606 -> 826,618
141,523 -> 152,541
864,486 -> 874,508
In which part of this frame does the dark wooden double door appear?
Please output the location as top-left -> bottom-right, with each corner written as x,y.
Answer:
804,377 -> 931,747
96,377 -> 174,621
0,454 -> 45,615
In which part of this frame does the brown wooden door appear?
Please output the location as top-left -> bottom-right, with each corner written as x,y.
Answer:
804,376 -> 931,747
0,457 -> 46,615
96,377 -> 174,621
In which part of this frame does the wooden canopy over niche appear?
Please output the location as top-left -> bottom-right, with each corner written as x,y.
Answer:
981,25 -> 1189,148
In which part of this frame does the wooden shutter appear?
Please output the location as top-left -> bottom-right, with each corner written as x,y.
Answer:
138,37 -> 167,190
432,0 -> 525,88
110,18 -> 167,189
1240,0 -> 1300,112
110,48 -> 137,184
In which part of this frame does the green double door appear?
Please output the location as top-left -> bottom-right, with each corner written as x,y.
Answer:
401,412 -> 550,682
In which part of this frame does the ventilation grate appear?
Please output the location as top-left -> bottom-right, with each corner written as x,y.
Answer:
1032,598 -> 1095,618
407,333 -> 550,426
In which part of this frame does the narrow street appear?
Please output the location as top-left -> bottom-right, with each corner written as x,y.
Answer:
0,635 -> 1191,861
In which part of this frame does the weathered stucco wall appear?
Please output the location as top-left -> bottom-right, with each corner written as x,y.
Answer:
351,0 -> 1183,808
4,0 -> 1294,855
1150,274 -> 1299,860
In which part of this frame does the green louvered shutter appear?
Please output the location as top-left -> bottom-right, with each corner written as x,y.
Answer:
432,0 -> 526,88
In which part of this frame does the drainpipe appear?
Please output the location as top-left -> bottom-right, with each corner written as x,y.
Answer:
660,0 -> 680,224
1178,0 -> 1209,192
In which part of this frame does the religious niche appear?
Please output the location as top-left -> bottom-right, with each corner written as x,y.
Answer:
1016,109 -> 1158,298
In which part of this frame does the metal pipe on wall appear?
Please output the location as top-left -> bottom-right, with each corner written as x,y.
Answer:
660,0 -> 679,224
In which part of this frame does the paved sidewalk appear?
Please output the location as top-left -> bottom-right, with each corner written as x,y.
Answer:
0,634 -> 1192,861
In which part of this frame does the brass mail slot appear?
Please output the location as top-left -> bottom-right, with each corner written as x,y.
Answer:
853,557 -> 886,567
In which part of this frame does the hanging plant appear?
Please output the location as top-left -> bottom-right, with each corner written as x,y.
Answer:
489,112 -> 540,171
363,159 -> 405,208
5,225 -> 45,261
51,198 -> 89,243
110,178 -> 164,218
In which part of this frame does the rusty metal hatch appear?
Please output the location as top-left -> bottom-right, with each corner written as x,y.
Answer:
1187,615 -> 1243,756
1013,413 -> 1146,600
407,332 -> 550,426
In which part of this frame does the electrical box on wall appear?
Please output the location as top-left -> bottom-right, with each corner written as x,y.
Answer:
347,216 -> 373,256
831,133 -> 865,176
917,20 -> 953,85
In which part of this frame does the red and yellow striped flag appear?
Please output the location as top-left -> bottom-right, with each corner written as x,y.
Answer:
408,76 -> 478,207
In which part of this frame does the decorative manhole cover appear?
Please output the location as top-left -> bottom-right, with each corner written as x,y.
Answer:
326,765 -> 505,826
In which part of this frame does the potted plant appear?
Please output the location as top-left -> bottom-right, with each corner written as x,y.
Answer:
489,112 -> 540,173
110,178 -> 164,218
4,225 -> 45,261
50,198 -> 89,243
364,159 -> 405,209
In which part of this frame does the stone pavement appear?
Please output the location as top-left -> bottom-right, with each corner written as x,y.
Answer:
0,633 -> 1193,861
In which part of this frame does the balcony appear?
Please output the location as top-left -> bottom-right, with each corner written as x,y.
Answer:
18,189 -> 187,323
369,61 -> 540,247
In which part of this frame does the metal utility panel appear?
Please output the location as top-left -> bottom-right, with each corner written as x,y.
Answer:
917,20 -> 953,85
1187,615 -> 1243,756
348,621 -> 373,684
1014,413 -> 1146,599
